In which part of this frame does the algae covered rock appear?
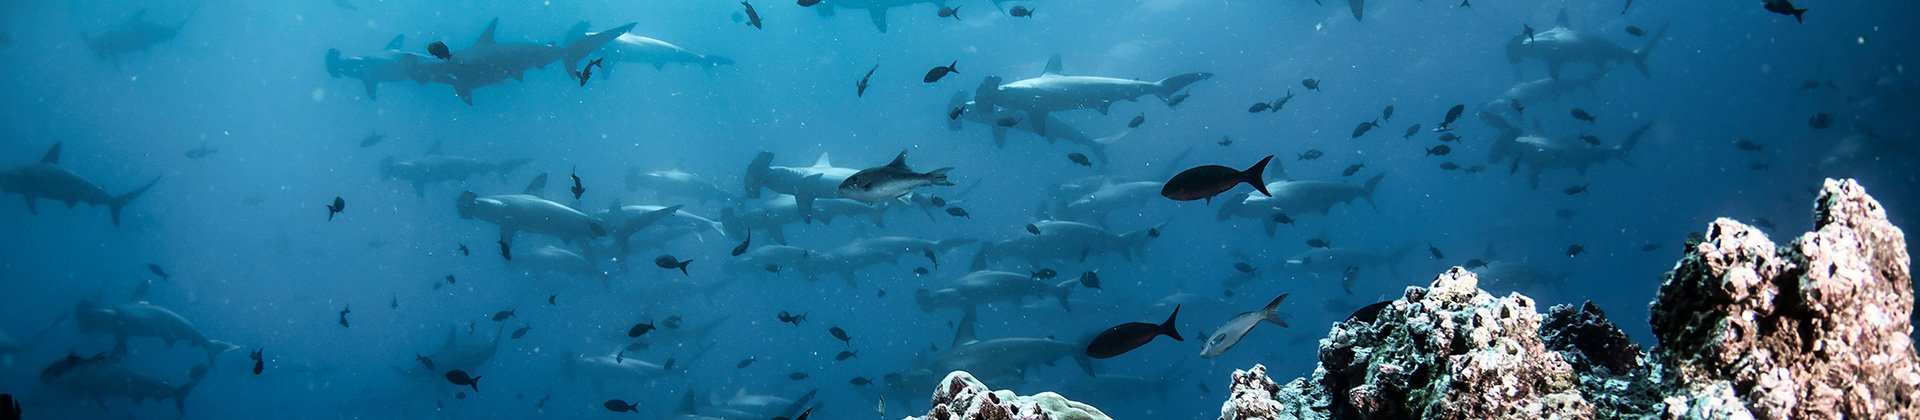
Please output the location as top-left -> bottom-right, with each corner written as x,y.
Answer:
909,370 -> 1110,420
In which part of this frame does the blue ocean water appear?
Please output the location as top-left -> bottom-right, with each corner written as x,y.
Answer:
1,0 -> 1916,418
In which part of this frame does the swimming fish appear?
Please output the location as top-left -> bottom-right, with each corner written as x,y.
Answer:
1161,155 -> 1274,202
1086,305 -> 1183,359
1199,294 -> 1290,358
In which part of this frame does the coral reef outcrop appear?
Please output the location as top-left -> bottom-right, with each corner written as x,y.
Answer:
908,370 -> 1111,420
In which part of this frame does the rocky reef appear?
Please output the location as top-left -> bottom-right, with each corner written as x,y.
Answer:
907,370 -> 1111,420
1218,179 -> 1919,419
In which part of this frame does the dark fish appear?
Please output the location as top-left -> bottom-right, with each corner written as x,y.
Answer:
836,350 -> 859,361
938,6 -> 961,20
1571,108 -> 1597,124
1342,164 -> 1365,177
1465,258 -> 1490,269
1465,164 -> 1486,174
548,294 -> 557,305
924,248 -> 939,267
1301,79 -> 1320,91
1436,104 -> 1465,131
737,357 -> 756,368
1566,244 -> 1585,257
1345,300 -> 1393,324
326,196 -> 346,221
663,316 -> 683,330
359,133 -> 386,148
789,372 -> 811,380
1026,224 -> 1041,234
1079,271 -> 1102,289
1161,155 -> 1275,202
654,255 -> 692,275
1403,124 -> 1421,139
1424,145 -> 1451,156
415,353 -> 436,370
878,289 -> 887,297
945,207 -> 970,218
1734,138 -> 1763,151
1085,305 -> 1183,359
604,399 -> 640,413
446,274 -> 456,284
995,116 -> 1022,127
1233,262 -> 1256,274
511,325 -> 530,339
569,167 -> 586,200
1439,162 -> 1460,171
1307,238 -> 1332,249
1217,136 -> 1234,147
732,232 -> 751,256
1031,268 -> 1058,280
458,244 -> 470,256
1763,0 -> 1807,23
1351,120 -> 1380,138
1437,133 -> 1462,143
930,196 -> 947,207
741,1 -> 763,28
1247,102 -> 1271,113
1128,113 -> 1146,128
913,267 -> 930,275
1297,150 -> 1323,161
764,263 -> 781,273
185,146 -> 218,159
390,295 -> 398,309
444,369 -> 482,392
1563,184 -> 1589,195
578,57 -> 603,87
338,306 -> 351,328
1271,213 -> 1294,224
1625,25 -> 1645,36
923,61 -> 959,83
948,105 -> 966,120
427,41 -> 450,61
1750,163 -> 1770,171
1271,90 -> 1296,111
1067,153 -> 1093,167
1382,105 -> 1395,121
491,309 -> 515,322
627,320 -> 656,338
250,348 -> 265,375
1008,6 -> 1034,17
146,263 -> 171,280
829,326 -> 852,346
1640,243 -> 1662,252
798,0 -> 821,5
858,65 -> 877,97
779,311 -> 806,326
1580,133 -> 1602,146
1808,113 -> 1832,129
1166,93 -> 1190,107
850,377 -> 873,386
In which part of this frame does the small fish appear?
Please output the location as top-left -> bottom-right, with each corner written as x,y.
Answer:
877,289 -> 888,297
937,6 -> 961,20
1297,150 -> 1324,161
1086,305 -> 1183,359
444,369 -> 482,392
427,41 -> 451,61
829,326 -> 852,346
1750,163 -> 1770,171
1342,163 -> 1365,177
1026,224 -> 1041,235
1763,0 -> 1807,23
1128,113 -> 1146,128
850,377 -> 874,386
490,309 -> 516,322
654,255 -> 693,275
764,263 -> 781,273
923,61 -> 959,83
338,306 -> 351,328
1271,213 -> 1294,224
548,294 -> 557,305
858,65 -> 877,97
628,320 -> 657,338
1465,258 -> 1490,269
468,322 -> 476,334
604,399 -> 641,413
1271,90 -> 1296,111
1381,105 -> 1395,121
1217,136 -> 1235,147
185,146 -> 218,159
835,350 -> 859,361
1465,164 -> 1486,174
945,207 -> 970,218
390,295 -> 398,309
1067,153 -> 1093,167
1161,155 -> 1275,202
578,57 -> 603,87
995,116 -> 1022,127
741,1 -> 763,28
788,372 -> 809,380
1166,93 -> 1190,107
1625,25 -> 1645,36
1428,244 -> 1445,259
930,196 -> 948,207
1306,238 -> 1332,249
1640,243 -> 1662,252
1424,145 -> 1451,156
1247,102 -> 1271,113
1401,124 -> 1423,139
511,325 -> 531,339
1571,108 -> 1597,124
358,133 -> 387,148
1579,133 -> 1602,146
663,316 -> 683,330
445,274 -> 456,284
146,263 -> 171,280
1437,133 -> 1463,143
457,244 -> 470,256
1233,262 -> 1256,274
1523,24 -> 1535,42
569,167 -> 586,200
732,232 -> 751,256
415,353 -> 436,370
326,196 -> 346,221
913,267 -> 930,275
797,0 -> 821,5
1734,138 -> 1763,151
778,310 -> 806,326
1031,268 -> 1058,280
1566,244 -> 1585,257
947,105 -> 966,120
1301,79 -> 1320,91
1808,113 -> 1832,129
737,357 -> 757,368
1435,104 -> 1465,131
250,348 -> 265,375
1439,162 -> 1460,171
1079,271 -> 1102,289
1563,184 -> 1589,195
1008,6 -> 1034,17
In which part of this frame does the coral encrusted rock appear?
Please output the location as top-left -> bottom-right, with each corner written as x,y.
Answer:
910,370 -> 1110,420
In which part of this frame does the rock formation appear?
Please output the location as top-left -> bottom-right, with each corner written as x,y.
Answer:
908,370 -> 1111,420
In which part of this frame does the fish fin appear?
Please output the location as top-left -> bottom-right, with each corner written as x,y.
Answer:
1555,9 -> 1571,27
1244,156 -> 1274,197
524,173 -> 549,197
990,126 -> 1009,149
1261,293 -> 1290,327
925,168 -> 954,186
866,7 -> 889,33
474,18 -> 499,45
886,151 -> 909,168
1041,53 -> 1064,76
385,34 -> 405,50
109,177 -> 159,227
40,143 -> 61,164
811,152 -> 832,168
1162,304 -> 1184,341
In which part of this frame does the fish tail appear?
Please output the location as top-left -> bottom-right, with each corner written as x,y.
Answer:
1243,155 -> 1274,197
1161,304 -> 1184,341
1262,293 -> 1291,327
470,375 -> 482,392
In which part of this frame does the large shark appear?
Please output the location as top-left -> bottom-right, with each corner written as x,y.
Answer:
945,94 -> 1134,163
670,387 -> 814,420
325,35 -> 436,100
973,220 -> 1159,269
625,168 -> 736,205
75,281 -> 239,363
39,353 -> 206,416
83,8 -> 192,70
1490,120 -> 1653,188
378,142 -> 532,197
1475,76 -> 1600,123
720,194 -> 885,245
1059,181 -> 1165,226
0,315 -> 66,368
914,270 -> 1077,312
567,22 -> 734,72
741,152 -> 861,223
428,19 -> 637,104
455,174 -> 609,258
596,203 -> 726,254
1506,11 -> 1668,79
1217,175 -> 1387,236
513,245 -> 610,285
804,236 -> 974,282
972,54 -> 1211,136
1,143 -> 159,226
812,0 -> 947,33
888,311 -> 1094,397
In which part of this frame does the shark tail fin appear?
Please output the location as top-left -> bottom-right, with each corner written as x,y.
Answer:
563,22 -> 636,80
1153,72 -> 1213,101
325,49 -> 344,78
1361,173 -> 1386,209
702,54 -> 735,69
925,167 -> 955,186
176,364 -> 207,415
204,340 -> 240,363
1632,22 -> 1669,77
1087,127 -> 1133,164
1620,122 -> 1654,159
110,177 -> 160,227
1053,280 -> 1076,311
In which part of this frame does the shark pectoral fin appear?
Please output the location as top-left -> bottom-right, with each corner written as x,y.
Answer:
867,7 -> 889,33
1028,111 -> 1049,136
990,126 -> 1009,149
362,79 -> 379,100
1095,101 -> 1113,115
21,195 -> 37,214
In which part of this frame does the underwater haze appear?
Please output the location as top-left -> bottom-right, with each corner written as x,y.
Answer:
1,0 -> 1917,418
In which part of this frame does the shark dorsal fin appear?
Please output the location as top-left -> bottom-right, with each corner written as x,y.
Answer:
810,153 -> 832,168
950,310 -> 978,348
886,151 -> 909,168
475,18 -> 500,45
40,143 -> 62,165
1042,54 -> 1064,76
1555,9 -> 1571,27
129,280 -> 151,303
524,173 -> 549,197
675,389 -> 698,415
386,34 -> 405,50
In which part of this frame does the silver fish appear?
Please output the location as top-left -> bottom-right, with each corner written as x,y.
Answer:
1199,293 -> 1290,358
